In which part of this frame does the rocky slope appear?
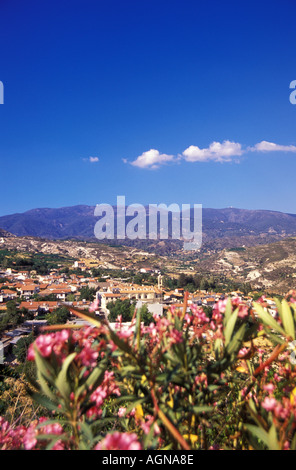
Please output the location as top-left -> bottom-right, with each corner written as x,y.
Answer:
195,237 -> 296,293
0,233 -> 160,271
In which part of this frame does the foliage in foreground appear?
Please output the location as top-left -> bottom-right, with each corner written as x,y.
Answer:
2,291 -> 296,450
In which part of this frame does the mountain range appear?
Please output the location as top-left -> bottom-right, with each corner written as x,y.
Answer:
1,205 -> 296,253
1,205 -> 296,292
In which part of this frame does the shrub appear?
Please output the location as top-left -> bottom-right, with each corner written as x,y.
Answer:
2,292 -> 296,450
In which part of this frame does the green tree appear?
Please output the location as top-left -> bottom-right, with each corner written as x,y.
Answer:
107,299 -> 134,322
13,333 -> 34,363
139,304 -> 155,326
178,273 -> 187,288
19,307 -> 34,321
79,286 -> 96,302
6,301 -> 22,326
46,306 -> 69,325
66,293 -> 76,302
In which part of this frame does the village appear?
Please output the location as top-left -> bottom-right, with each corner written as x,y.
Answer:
0,255 -> 278,363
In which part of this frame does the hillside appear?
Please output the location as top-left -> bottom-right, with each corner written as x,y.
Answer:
1,229 -> 296,293
0,206 -> 295,253
0,232 -> 165,272
194,237 -> 296,294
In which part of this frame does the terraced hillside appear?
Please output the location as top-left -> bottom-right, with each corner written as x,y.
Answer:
195,237 -> 296,293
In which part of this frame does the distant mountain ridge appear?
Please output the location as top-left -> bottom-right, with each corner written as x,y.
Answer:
0,205 -> 296,251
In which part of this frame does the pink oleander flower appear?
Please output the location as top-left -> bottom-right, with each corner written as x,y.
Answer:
95,432 -> 142,450
140,415 -> 161,436
238,347 -> 249,358
213,312 -> 223,323
27,330 -> 71,363
262,397 -> 277,412
241,387 -> 248,398
76,342 -> 99,368
263,383 -> 275,394
274,402 -> 290,420
231,297 -> 242,307
87,371 -> 121,419
170,305 -> 176,315
118,407 -> 127,418
23,424 -> 38,450
195,373 -> 208,388
170,329 -> 183,344
117,327 -> 134,340
210,320 -> 216,331
23,418 -> 64,451
190,305 -> 210,325
28,327 -> 107,369
238,304 -> 249,319
213,299 -> 227,315
28,333 -> 56,360
283,440 -> 290,450
184,313 -> 192,325
89,298 -> 100,312
0,417 -> 26,450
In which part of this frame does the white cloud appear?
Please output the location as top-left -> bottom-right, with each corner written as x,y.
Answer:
249,141 -> 296,153
128,149 -> 177,169
83,156 -> 99,163
124,140 -> 296,169
182,140 -> 243,163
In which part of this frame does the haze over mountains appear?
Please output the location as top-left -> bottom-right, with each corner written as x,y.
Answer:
0,205 -> 296,252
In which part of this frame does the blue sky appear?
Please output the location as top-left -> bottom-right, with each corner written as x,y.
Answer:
0,0 -> 296,216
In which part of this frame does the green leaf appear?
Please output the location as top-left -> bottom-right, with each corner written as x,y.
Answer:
223,297 -> 233,327
268,422 -> 280,450
246,402 -> 267,430
281,299 -> 295,340
246,359 -> 254,375
192,405 -> 212,414
90,417 -> 117,430
33,345 -> 55,385
133,307 -> 141,351
37,370 -> 57,402
55,352 -> 77,401
253,302 -> 286,336
29,392 -> 59,412
291,433 -> 296,450
290,303 -> 296,323
33,347 -> 57,402
226,323 -> 247,356
76,359 -> 107,399
264,332 -> 286,345
274,298 -> 283,322
224,308 -> 238,346
245,424 -> 269,448
78,421 -> 94,447
36,433 -> 69,449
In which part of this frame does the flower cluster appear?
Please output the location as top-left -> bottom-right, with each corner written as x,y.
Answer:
95,432 -> 142,450
0,417 -> 26,450
87,371 -> 121,419
28,325 -> 107,369
2,295 -> 296,450
0,417 -> 65,450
